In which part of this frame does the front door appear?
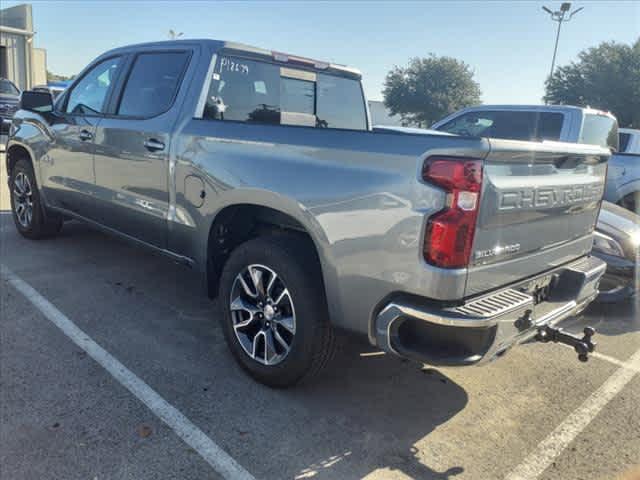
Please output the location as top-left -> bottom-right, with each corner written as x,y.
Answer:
92,50 -> 192,249
42,56 -> 124,218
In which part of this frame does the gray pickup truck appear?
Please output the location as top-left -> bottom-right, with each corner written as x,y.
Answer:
7,40 -> 608,387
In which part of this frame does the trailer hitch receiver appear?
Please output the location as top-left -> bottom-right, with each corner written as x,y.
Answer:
536,326 -> 596,362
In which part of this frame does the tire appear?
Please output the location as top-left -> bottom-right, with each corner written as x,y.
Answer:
619,191 -> 639,215
594,278 -> 634,304
218,234 -> 335,387
9,158 -> 63,239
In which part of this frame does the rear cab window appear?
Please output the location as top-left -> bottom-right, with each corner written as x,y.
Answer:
580,113 -> 619,151
202,53 -> 367,130
437,110 -> 564,142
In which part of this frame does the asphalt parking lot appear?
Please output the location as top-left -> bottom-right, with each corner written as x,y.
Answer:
1,155 -> 639,480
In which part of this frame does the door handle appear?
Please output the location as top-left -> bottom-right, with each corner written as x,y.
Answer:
79,129 -> 93,141
144,138 -> 165,152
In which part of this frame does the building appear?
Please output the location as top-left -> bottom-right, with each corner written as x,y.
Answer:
368,100 -> 404,127
0,4 -> 47,90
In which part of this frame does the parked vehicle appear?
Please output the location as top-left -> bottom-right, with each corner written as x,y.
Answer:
432,105 -> 640,214
592,202 -> 639,303
0,78 -> 21,148
608,128 -> 640,214
33,81 -> 69,100
619,128 -> 640,154
7,40 -> 608,386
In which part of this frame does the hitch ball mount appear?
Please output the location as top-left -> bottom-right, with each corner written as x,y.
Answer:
536,326 -> 596,362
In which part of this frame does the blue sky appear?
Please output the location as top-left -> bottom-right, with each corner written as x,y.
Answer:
8,0 -> 639,103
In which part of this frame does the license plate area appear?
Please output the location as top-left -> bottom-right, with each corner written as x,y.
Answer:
518,274 -> 557,305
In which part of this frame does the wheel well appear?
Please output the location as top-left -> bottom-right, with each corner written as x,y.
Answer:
6,145 -> 32,175
206,204 -> 323,298
617,191 -> 639,213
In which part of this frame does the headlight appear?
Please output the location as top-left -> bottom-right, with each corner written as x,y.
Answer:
593,231 -> 625,257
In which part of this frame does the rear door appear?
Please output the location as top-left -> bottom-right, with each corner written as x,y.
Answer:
465,139 -> 610,296
92,48 -> 192,248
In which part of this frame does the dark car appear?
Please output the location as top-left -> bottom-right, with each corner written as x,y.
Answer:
593,201 -> 639,303
0,78 -> 21,146
33,80 -> 71,100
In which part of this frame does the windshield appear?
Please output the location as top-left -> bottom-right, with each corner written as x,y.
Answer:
0,79 -> 20,96
580,114 -> 618,150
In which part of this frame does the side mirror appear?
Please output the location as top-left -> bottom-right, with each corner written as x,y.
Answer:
20,90 -> 54,114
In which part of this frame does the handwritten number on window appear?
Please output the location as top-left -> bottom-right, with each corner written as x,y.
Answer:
220,57 -> 249,75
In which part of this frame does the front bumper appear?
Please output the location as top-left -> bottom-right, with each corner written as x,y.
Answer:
374,256 -> 606,366
0,118 -> 11,150
0,118 -> 11,134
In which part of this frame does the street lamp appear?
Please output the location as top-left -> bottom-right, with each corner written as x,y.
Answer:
542,2 -> 584,79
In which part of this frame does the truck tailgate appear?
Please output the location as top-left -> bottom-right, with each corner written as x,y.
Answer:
465,139 -> 610,297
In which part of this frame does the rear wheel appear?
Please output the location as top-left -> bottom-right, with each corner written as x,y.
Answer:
10,158 -> 63,239
218,234 -> 335,387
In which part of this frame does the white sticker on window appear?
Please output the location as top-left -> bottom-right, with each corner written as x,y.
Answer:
220,57 -> 249,75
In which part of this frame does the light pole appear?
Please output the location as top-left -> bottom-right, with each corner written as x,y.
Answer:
542,2 -> 584,79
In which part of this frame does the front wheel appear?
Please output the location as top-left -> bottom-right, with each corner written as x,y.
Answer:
218,234 -> 335,387
9,158 -> 63,239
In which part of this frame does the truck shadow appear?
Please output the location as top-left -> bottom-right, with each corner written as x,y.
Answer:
564,299 -> 639,336
283,334 -> 469,479
9,220 -> 469,479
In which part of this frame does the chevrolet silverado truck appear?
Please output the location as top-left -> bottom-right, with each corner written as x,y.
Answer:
7,40 -> 608,387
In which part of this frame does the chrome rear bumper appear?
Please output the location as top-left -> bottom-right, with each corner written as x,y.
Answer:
374,256 -> 606,366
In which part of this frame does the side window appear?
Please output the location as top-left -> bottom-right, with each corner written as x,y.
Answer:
439,111 -> 563,142
439,113 -> 495,137
580,114 -> 618,150
619,133 -> 631,153
203,55 -> 367,131
65,57 -> 122,115
118,52 -> 190,117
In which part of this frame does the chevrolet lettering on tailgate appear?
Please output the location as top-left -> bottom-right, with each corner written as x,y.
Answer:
499,183 -> 603,211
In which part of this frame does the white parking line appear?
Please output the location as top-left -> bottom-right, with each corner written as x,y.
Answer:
1,264 -> 256,480
505,348 -> 640,480
557,343 -> 640,373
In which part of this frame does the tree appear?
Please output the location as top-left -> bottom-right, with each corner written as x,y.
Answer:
383,55 -> 481,128
544,39 -> 640,128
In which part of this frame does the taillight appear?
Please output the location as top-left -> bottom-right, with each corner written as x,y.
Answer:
422,156 -> 483,269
